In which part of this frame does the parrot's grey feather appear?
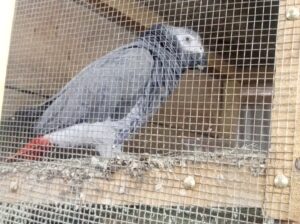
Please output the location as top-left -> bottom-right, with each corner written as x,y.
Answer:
35,47 -> 154,134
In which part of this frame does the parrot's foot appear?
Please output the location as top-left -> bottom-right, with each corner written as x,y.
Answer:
6,137 -> 52,162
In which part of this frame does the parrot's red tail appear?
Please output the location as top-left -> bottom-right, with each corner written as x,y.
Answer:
6,136 -> 52,162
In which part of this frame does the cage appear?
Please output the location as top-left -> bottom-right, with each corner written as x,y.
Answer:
0,0 -> 299,223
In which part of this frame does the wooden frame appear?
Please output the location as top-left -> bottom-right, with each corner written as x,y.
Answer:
264,0 -> 300,221
0,1 -> 16,119
1,155 -> 265,207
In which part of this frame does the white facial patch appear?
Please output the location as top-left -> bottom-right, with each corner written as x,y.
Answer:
166,26 -> 204,54
176,34 -> 204,53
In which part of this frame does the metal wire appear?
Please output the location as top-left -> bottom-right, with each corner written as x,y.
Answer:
0,0 -> 296,223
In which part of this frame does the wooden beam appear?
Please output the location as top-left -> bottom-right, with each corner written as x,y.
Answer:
264,1 -> 300,221
0,1 -> 16,119
74,0 -> 164,32
95,0 -> 164,29
217,80 -> 242,144
208,53 -> 274,81
0,155 -> 265,207
241,86 -> 273,97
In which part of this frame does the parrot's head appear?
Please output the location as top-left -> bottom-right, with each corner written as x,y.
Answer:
141,24 -> 207,71
171,26 -> 207,71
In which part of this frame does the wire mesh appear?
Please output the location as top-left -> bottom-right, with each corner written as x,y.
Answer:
0,0 -> 298,223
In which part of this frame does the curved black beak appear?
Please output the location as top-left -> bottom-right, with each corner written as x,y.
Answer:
187,52 -> 208,71
195,53 -> 208,70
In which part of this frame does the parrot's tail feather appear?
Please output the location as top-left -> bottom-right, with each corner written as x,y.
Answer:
6,137 -> 52,162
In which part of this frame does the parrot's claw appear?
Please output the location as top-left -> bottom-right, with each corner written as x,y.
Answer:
6,137 -> 52,162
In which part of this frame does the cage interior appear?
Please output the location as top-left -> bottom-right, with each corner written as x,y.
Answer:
0,0 -> 279,157
0,0 -> 290,223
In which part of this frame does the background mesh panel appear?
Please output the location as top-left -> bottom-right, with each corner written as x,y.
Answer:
0,0 -> 299,223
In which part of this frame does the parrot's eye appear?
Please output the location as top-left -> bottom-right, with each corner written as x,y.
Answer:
185,36 -> 191,42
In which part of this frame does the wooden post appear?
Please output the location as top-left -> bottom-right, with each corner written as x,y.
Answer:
217,79 -> 241,146
264,0 -> 300,221
0,1 -> 16,119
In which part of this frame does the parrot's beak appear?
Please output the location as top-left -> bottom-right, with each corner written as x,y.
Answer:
188,52 -> 207,71
195,53 -> 208,71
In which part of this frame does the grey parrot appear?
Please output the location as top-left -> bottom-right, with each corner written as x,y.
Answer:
8,24 -> 207,161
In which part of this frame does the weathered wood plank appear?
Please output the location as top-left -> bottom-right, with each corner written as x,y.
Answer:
0,1 -> 16,119
208,53 -> 274,81
0,156 -> 266,208
217,80 -> 242,144
264,1 -> 300,221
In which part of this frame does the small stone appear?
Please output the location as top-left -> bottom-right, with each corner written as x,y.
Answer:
130,161 -> 139,170
260,164 -> 266,169
264,218 -> 275,224
10,181 -> 18,192
94,172 -> 103,178
274,174 -> 289,188
109,165 -> 118,173
151,159 -> 164,169
91,156 -> 99,166
183,176 -> 196,189
140,153 -> 150,161
98,161 -> 108,170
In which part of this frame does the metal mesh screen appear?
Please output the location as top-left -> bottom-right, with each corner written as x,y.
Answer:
0,0 -> 299,223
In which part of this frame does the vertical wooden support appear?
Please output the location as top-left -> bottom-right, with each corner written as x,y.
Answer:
264,0 -> 300,221
0,1 -> 16,119
217,80 -> 242,146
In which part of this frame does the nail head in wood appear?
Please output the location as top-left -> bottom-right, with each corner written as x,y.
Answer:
274,174 -> 289,188
183,176 -> 196,189
286,7 -> 300,20
295,158 -> 300,170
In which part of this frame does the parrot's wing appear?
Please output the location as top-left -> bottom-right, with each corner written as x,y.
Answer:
35,46 -> 154,135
